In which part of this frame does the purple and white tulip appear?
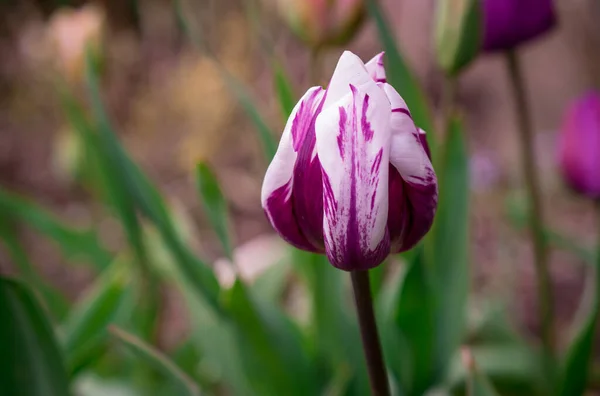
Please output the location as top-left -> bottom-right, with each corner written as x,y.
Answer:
261,51 -> 438,271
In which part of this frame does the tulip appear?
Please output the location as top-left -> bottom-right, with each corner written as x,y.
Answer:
482,0 -> 556,52
261,51 -> 438,271
276,0 -> 365,48
558,91 -> 600,199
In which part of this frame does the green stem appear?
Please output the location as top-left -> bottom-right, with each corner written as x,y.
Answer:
435,75 -> 457,172
350,270 -> 390,396
506,50 -> 555,360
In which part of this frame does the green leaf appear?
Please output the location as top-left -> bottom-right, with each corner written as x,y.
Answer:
83,52 -> 222,315
0,277 -> 71,396
393,246 -> 436,395
557,264 -> 600,396
0,187 -> 112,271
427,117 -> 470,380
0,217 -> 69,319
194,162 -> 233,261
273,61 -> 296,119
447,344 -> 541,395
366,0 -> 435,143
434,0 -> 481,75
110,326 -> 201,396
222,279 -> 318,396
61,261 -> 129,367
292,249 -> 369,395
463,350 -> 501,396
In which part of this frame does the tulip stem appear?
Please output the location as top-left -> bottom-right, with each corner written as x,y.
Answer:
350,270 -> 390,396
506,50 -> 555,361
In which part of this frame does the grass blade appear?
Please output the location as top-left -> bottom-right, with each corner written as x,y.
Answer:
110,326 -> 201,396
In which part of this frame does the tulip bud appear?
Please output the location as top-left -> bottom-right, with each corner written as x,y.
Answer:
47,4 -> 105,84
482,0 -> 556,52
558,91 -> 600,199
276,0 -> 366,49
261,51 -> 438,270
434,0 -> 481,76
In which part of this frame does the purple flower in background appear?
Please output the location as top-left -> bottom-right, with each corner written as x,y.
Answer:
261,51 -> 438,271
558,91 -> 600,199
482,0 -> 556,52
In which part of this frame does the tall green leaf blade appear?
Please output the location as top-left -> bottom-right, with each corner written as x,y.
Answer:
110,327 -> 201,396
427,117 -> 470,380
0,187 -> 112,271
222,279 -> 318,396
393,246 -> 436,395
292,250 -> 369,395
0,277 -> 71,396
0,217 -> 69,319
83,53 -> 222,314
557,264 -> 600,396
366,0 -> 435,141
61,260 -> 129,365
194,162 -> 233,261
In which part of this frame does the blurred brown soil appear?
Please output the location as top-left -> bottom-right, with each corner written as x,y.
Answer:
0,0 -> 600,356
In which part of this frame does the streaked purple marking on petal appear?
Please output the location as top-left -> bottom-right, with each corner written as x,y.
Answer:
291,88 -> 324,151
391,107 -> 411,116
337,107 -> 347,159
265,180 -> 320,252
361,94 -> 374,141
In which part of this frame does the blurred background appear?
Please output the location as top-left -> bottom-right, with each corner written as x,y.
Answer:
2,0 -> 600,395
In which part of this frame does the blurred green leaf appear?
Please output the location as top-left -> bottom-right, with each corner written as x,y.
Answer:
0,217 -> 69,319
194,162 -> 233,261
251,259 -> 292,303
557,263 -> 600,396
83,52 -> 222,315
273,61 -> 296,119
110,327 -> 201,396
393,246 -> 436,395
222,279 -> 318,395
0,277 -> 71,396
463,350 -> 500,396
62,261 -> 129,369
292,249 -> 369,396
506,196 -> 595,265
366,0 -> 435,144
0,187 -> 112,271
427,117 -> 470,381
447,344 -> 541,395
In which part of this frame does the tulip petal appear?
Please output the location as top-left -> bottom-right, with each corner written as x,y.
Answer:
315,81 -> 391,270
380,83 -> 438,251
322,51 -> 374,110
261,86 -> 325,251
365,52 -> 386,83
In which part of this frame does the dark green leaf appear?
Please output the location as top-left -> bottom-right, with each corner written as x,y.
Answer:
0,277 -> 71,396
83,52 -> 222,315
366,0 -> 435,144
393,247 -> 436,395
222,279 -> 318,396
557,263 -> 600,396
0,217 -> 69,319
62,262 -> 128,365
0,187 -> 112,271
110,326 -> 201,396
427,117 -> 470,380
194,162 -> 233,260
